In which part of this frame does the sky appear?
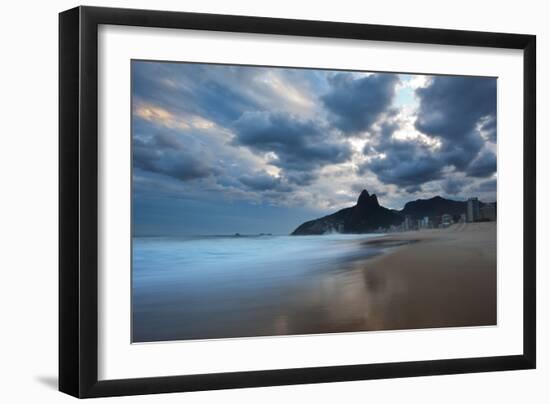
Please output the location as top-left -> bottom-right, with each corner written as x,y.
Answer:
132,61 -> 497,236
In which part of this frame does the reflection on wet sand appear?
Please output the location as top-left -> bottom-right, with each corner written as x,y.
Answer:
132,223 -> 496,342
261,222 -> 496,336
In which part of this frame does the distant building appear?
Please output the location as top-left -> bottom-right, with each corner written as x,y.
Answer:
480,203 -> 497,221
466,197 -> 481,222
441,213 -> 453,227
389,224 -> 400,233
459,213 -> 467,223
403,215 -> 414,231
418,216 -> 431,229
431,215 -> 442,228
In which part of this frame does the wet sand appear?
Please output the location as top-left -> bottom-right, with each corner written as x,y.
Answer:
266,222 -> 497,335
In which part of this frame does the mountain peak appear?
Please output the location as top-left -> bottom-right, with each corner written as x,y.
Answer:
357,189 -> 370,203
357,189 -> 379,207
291,189 -> 400,235
400,195 -> 466,220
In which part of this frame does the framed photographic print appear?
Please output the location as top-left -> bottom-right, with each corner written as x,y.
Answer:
59,6 -> 536,398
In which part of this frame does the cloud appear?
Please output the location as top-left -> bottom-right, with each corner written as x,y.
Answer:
378,120 -> 400,138
405,184 -> 423,193
239,172 -> 292,192
361,75 -> 497,193
133,130 -> 218,182
362,136 -> 445,187
232,111 -> 352,172
415,75 -> 496,168
479,115 -> 497,142
415,76 -> 496,140
131,61 -> 498,218
133,102 -> 216,131
284,171 -> 318,186
441,177 -> 468,195
465,150 -> 497,178
132,61 -> 322,127
476,178 -> 497,192
133,62 -> 262,126
322,73 -> 399,134
134,148 -> 216,182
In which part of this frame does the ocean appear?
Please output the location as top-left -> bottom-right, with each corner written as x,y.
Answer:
132,233 -> 383,342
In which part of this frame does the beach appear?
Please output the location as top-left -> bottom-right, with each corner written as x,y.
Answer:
286,222 -> 497,335
132,222 -> 496,342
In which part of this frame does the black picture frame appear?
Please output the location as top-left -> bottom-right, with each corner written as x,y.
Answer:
59,6 -> 536,398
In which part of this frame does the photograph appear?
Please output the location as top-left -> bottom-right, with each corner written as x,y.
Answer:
131,60 -> 498,343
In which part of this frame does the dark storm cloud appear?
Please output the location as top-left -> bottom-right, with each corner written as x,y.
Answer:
364,133 -> 493,191
232,111 -> 352,171
465,150 -> 497,178
133,131 -> 217,182
362,137 -> 444,187
322,73 -> 399,134
415,76 -> 497,143
363,75 -> 497,192
414,76 -> 496,172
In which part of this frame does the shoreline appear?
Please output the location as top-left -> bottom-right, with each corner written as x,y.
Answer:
133,222 -> 497,342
